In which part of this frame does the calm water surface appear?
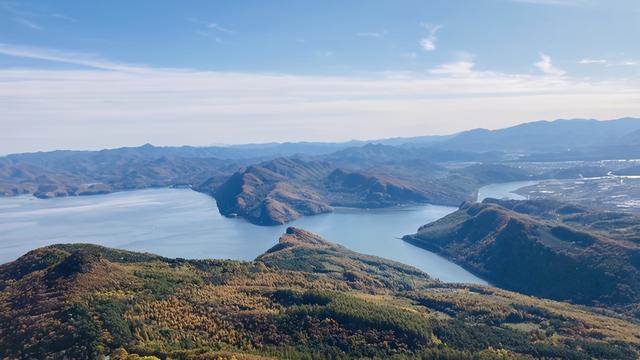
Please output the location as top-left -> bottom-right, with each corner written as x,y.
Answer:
0,184 -> 529,284
477,180 -> 539,201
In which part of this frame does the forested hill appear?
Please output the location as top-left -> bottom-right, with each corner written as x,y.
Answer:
403,198 -> 640,315
1,228 -> 640,359
205,157 -> 468,225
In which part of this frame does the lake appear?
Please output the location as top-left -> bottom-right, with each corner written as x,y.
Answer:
0,182 -> 530,284
0,181 -> 536,284
477,180 -> 539,201
0,189 -> 481,283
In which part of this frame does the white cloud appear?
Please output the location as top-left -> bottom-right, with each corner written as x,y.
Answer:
0,44 -> 639,153
51,13 -> 78,22
429,61 -> 475,76
579,58 -> 607,65
578,58 -> 639,67
356,32 -> 383,38
206,22 -> 234,34
420,38 -> 436,51
420,24 -> 441,52
535,53 -> 566,76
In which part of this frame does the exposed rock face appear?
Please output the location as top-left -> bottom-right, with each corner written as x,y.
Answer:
269,227 -> 333,249
404,198 -> 640,309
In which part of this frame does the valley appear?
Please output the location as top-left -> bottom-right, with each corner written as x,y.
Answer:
3,118 -> 640,359
3,1 -> 639,357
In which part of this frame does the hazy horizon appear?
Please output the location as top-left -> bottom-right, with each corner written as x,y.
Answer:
2,0 -> 639,154
0,116 -> 637,155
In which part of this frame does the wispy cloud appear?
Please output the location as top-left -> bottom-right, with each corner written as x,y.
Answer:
2,0 -> 76,29
0,43 -> 150,72
579,58 -> 607,65
1,44 -> 639,153
535,53 -> 566,76
314,50 -> 334,58
511,0 -> 590,6
206,22 -> 234,34
189,18 -> 234,34
194,31 -> 224,44
356,31 -> 384,38
419,24 -> 441,52
578,58 -> 639,67
13,17 -> 42,30
188,18 -> 234,43
51,13 -> 78,22
400,52 -> 417,59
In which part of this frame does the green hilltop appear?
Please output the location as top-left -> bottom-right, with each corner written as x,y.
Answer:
1,228 -> 640,359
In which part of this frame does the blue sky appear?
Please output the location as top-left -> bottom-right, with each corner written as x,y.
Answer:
0,0 -> 639,153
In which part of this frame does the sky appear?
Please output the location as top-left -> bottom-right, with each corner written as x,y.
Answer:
0,0 -> 639,154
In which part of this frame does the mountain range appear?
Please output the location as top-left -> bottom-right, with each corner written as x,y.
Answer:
2,117 -> 640,224
435,118 -> 640,154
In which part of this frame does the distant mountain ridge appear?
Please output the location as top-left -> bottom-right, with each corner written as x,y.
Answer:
2,117 -> 639,206
3,117 -> 639,160
435,117 -> 640,156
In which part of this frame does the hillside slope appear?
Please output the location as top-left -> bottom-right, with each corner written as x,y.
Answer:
2,228 -> 640,359
203,157 -> 464,225
0,144 -> 240,198
403,199 -> 640,313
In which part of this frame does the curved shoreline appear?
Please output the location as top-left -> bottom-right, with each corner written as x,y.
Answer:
0,187 -> 489,284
